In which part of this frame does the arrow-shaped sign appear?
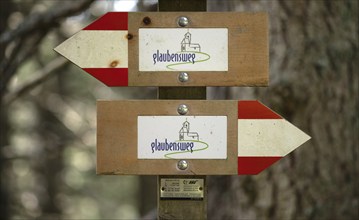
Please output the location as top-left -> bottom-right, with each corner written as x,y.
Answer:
55,12 -> 269,87
55,12 -> 129,86
96,100 -> 310,175
237,101 -> 311,175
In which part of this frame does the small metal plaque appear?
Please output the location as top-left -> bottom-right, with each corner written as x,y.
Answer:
160,178 -> 204,200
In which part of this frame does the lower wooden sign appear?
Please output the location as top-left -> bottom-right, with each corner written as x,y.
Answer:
97,100 -> 237,175
97,100 -> 310,175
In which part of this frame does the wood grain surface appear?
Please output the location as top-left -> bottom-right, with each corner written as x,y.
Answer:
97,100 -> 237,175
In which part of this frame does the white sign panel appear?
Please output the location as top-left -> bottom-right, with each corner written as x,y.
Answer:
139,28 -> 228,71
138,116 -> 227,159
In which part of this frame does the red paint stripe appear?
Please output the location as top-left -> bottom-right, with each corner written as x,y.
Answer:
238,101 -> 282,119
83,68 -> 128,86
238,157 -> 282,175
83,12 -> 128,30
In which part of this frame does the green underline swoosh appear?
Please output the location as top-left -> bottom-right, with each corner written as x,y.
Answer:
166,51 -> 211,70
164,140 -> 209,159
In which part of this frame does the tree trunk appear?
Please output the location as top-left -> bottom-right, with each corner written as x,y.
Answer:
0,1 -> 95,219
0,1 -> 14,218
207,0 -> 358,219
0,102 -> 10,220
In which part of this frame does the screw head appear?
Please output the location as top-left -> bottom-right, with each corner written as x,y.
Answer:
177,160 -> 188,170
178,72 -> 189,82
126,33 -> 133,40
143,16 -> 151,25
177,104 -> 188,115
178,16 -> 189,27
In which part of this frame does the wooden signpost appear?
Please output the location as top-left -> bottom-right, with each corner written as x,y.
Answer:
97,100 -> 309,175
54,12 -> 268,87
156,3 -> 208,219
55,1 -> 310,219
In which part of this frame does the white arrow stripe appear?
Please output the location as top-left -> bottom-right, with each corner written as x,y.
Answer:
54,30 -> 128,68
238,119 -> 311,156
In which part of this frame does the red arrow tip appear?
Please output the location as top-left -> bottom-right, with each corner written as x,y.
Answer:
238,101 -> 282,119
83,68 -> 128,86
83,12 -> 128,30
238,157 -> 282,175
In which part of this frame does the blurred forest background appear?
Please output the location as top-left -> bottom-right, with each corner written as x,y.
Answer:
0,0 -> 358,219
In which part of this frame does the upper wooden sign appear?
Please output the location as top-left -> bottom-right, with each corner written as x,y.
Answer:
55,12 -> 268,87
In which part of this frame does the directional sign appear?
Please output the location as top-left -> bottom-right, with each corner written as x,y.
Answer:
55,12 -> 268,87
237,101 -> 310,174
97,100 -> 310,175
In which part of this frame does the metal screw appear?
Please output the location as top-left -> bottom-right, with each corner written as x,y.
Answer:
126,33 -> 133,40
178,72 -> 189,82
178,16 -> 189,27
177,160 -> 188,170
177,104 -> 188,115
143,16 -> 151,25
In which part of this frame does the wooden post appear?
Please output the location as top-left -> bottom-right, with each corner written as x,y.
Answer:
158,175 -> 207,220
158,0 -> 207,100
158,0 -> 207,219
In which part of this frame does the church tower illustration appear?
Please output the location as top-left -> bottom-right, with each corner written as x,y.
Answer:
179,120 -> 199,141
181,32 -> 201,52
